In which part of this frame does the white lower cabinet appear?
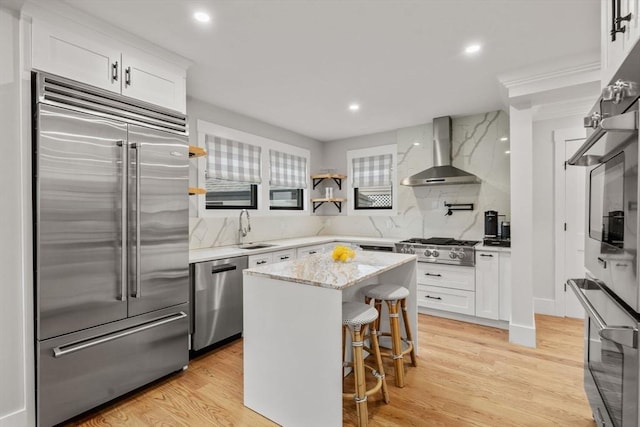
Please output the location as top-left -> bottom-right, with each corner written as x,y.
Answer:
418,263 -> 475,291
417,285 -> 475,316
248,253 -> 272,268
271,249 -> 296,263
498,252 -> 511,321
296,244 -> 327,258
475,251 -> 500,320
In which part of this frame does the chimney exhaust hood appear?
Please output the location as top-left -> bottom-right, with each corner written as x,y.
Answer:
401,116 -> 480,186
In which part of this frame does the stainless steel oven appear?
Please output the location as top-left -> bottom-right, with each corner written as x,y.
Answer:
567,39 -> 640,427
568,279 -> 639,427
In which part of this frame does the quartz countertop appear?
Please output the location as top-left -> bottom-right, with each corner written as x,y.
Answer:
189,235 -> 399,263
243,251 -> 417,290
477,244 -> 512,252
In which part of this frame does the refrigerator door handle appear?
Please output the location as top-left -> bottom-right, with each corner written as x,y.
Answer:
131,142 -> 142,298
117,140 -> 127,302
52,312 -> 187,358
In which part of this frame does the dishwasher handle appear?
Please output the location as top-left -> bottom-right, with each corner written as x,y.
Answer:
211,264 -> 238,275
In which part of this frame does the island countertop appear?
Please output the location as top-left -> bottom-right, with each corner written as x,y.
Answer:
243,251 -> 417,290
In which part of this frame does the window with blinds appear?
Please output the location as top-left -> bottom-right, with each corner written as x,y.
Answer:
269,150 -> 307,210
352,153 -> 393,210
205,135 -> 261,209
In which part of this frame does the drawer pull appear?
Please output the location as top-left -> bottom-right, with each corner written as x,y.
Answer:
480,254 -> 494,257
309,251 -> 317,254
425,273 -> 442,277
280,256 -> 290,260
256,260 -> 267,265
425,295 -> 442,300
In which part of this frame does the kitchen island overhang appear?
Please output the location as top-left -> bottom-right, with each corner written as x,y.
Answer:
243,251 -> 418,427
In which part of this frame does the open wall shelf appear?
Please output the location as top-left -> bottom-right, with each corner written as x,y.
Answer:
311,173 -> 347,190
189,145 -> 207,158
188,186 -> 206,195
311,198 -> 345,213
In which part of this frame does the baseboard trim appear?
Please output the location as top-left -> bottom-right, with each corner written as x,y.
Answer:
418,307 -> 509,330
534,298 -> 557,316
509,321 -> 537,348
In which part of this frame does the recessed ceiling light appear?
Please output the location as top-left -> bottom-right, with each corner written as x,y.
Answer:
349,103 -> 360,112
500,137 -> 508,142
505,150 -> 511,154
194,11 -> 211,23
464,44 -> 482,55
413,142 -> 421,146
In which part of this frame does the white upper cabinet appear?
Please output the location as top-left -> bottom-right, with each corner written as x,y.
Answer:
121,52 -> 186,113
31,18 -> 187,113
32,19 -> 121,93
602,0 -> 640,85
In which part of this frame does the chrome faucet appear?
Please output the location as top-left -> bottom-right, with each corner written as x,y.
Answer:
238,209 -> 251,245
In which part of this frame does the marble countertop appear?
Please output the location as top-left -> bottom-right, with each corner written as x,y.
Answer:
189,235 -> 399,263
243,251 -> 417,290
477,244 -> 511,252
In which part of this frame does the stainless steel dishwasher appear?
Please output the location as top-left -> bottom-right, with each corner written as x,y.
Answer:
192,256 -> 248,351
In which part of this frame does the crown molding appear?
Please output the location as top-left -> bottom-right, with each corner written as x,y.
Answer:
499,60 -> 600,90
532,96 -> 595,121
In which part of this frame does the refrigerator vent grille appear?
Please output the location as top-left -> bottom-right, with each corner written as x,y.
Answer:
38,73 -> 188,135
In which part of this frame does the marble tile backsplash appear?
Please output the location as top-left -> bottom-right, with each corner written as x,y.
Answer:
189,110 -> 509,248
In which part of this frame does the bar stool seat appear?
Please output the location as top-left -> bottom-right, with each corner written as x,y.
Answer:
342,301 -> 389,427
363,284 -> 417,388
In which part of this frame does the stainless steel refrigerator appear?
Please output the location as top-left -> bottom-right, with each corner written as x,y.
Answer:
33,72 -> 190,426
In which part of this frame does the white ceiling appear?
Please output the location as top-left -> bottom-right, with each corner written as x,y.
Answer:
62,0 -> 600,141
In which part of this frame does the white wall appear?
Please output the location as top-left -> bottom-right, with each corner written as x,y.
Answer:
531,114 -> 584,315
0,6 -> 34,427
320,111 -> 510,239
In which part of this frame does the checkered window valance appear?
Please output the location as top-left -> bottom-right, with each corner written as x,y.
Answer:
352,154 -> 393,187
269,150 -> 308,189
206,135 -> 262,184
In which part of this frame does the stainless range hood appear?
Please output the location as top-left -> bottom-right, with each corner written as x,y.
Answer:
401,116 -> 480,186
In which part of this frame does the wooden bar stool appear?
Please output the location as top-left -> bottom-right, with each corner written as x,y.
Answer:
342,301 -> 390,427
363,284 -> 417,388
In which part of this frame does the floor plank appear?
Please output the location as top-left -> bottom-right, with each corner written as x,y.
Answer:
67,314 -> 595,426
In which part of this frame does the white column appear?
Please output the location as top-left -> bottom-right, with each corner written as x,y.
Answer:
508,105 -> 536,347
0,6 -> 34,427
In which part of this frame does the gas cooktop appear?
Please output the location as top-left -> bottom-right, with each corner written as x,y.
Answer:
395,237 -> 480,266
399,237 -> 480,247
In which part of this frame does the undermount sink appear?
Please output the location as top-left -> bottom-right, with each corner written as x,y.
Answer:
239,243 -> 276,250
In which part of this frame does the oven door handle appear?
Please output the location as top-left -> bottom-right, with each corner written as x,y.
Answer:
567,110 -> 638,166
567,279 -> 638,349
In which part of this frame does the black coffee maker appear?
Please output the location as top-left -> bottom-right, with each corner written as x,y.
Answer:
484,210 -> 498,237
483,210 -> 511,247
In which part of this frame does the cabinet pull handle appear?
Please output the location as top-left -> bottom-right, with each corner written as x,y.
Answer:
425,273 -> 442,277
480,254 -> 494,257
280,256 -> 289,260
309,251 -> 317,255
256,260 -> 267,265
425,295 -> 442,300
125,66 -> 132,86
616,263 -> 628,267
597,257 -> 607,269
112,61 -> 119,82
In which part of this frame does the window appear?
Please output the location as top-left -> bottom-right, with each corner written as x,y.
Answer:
269,150 -> 307,210
346,145 -> 397,215
205,135 -> 261,210
352,153 -> 394,210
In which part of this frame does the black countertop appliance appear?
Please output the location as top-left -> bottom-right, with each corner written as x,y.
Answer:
484,210 -> 498,237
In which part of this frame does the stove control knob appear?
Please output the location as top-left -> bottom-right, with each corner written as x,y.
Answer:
457,251 -> 466,260
409,247 -> 415,254
424,249 -> 432,257
449,252 -> 457,259
402,246 -> 408,253
432,250 -> 439,257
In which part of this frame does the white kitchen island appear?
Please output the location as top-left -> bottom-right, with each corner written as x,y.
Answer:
243,251 -> 417,427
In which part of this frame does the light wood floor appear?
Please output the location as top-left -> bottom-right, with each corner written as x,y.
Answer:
68,314 -> 595,427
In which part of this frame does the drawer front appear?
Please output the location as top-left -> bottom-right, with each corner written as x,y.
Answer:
271,249 -> 296,263
38,309 -> 188,427
296,244 -> 326,258
248,254 -> 273,268
417,285 -> 475,316
418,263 -> 475,291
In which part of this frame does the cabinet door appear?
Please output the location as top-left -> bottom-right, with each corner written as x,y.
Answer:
499,252 -> 511,321
121,52 -> 187,113
248,254 -> 273,268
271,249 -> 296,263
417,285 -> 475,316
32,19 -> 121,93
417,263 -> 475,291
475,251 -> 500,320
602,0 -> 627,85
